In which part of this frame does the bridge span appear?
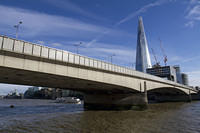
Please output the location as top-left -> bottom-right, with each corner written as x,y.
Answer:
0,35 -> 199,109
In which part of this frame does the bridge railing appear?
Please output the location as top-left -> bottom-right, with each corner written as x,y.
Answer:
0,35 -> 194,91
0,35 -> 133,74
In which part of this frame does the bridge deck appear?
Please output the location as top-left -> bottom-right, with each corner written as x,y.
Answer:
0,35 -> 196,93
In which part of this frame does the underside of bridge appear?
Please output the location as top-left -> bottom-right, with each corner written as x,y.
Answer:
147,87 -> 191,103
0,66 -> 139,94
0,50 -> 150,110
0,65 -> 198,110
0,66 -> 148,110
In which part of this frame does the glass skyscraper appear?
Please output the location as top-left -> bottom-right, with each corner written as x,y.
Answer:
136,17 -> 152,72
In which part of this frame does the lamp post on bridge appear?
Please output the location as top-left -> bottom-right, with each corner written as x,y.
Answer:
73,42 -> 82,54
110,54 -> 116,64
14,21 -> 23,39
129,62 -> 136,69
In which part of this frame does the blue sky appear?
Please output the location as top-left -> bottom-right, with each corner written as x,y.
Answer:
0,0 -> 200,95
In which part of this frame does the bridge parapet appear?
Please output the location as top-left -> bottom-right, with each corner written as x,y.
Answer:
0,35 -> 196,92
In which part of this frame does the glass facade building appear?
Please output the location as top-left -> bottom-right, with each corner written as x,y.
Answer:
136,17 -> 152,72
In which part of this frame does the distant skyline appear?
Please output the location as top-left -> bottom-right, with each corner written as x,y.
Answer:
0,0 -> 200,94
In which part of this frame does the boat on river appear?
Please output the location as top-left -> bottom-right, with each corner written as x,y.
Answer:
55,97 -> 81,104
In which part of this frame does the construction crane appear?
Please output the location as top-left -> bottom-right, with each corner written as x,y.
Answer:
151,48 -> 160,68
159,38 -> 168,66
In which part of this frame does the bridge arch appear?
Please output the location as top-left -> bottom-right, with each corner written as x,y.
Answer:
147,87 -> 190,103
148,87 -> 188,95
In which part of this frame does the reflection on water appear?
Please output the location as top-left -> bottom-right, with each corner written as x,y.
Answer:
0,99 -> 200,133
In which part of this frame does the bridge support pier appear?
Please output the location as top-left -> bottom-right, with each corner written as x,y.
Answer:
83,91 -> 148,110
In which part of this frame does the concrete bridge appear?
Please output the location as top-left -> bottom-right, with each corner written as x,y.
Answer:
0,35 -> 198,109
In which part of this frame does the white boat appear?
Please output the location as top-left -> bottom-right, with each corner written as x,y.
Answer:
55,97 -> 81,104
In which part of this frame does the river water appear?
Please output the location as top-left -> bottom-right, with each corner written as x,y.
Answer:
0,99 -> 200,133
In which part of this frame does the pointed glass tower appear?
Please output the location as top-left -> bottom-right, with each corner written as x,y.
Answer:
136,17 -> 152,72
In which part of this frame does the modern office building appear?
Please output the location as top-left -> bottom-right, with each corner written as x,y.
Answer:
136,17 -> 152,72
174,65 -> 183,84
147,65 -> 189,85
181,73 -> 189,86
146,66 -> 177,82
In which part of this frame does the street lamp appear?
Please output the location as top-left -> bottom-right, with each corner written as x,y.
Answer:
110,54 -> 116,64
14,21 -> 23,39
129,62 -> 136,69
73,42 -> 82,54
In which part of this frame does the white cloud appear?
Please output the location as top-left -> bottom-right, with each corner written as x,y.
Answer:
187,70 -> 200,75
87,0 -> 174,46
185,1 -> 200,27
166,54 -> 200,64
42,0 -> 107,21
50,43 -> 64,47
167,55 -> 181,63
83,42 -> 136,66
116,0 -> 174,25
181,55 -> 200,63
185,21 -> 195,27
0,5 -> 129,39
187,5 -> 200,20
190,0 -> 200,4
86,30 -> 111,47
